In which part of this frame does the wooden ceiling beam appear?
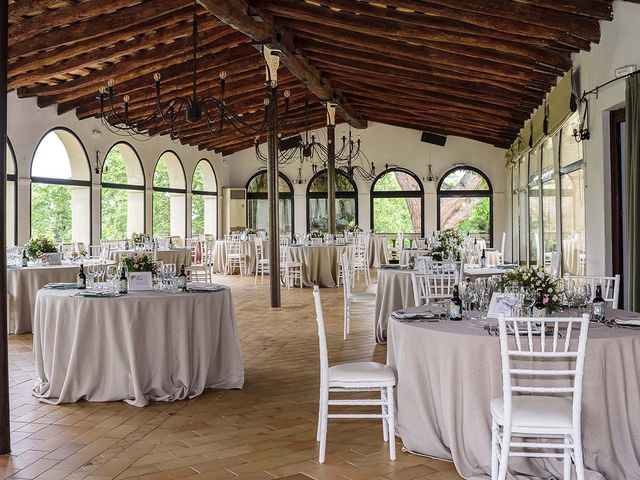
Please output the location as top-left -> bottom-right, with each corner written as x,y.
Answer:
9,0 -> 189,58
9,0 -> 72,20
512,0 -> 612,20
197,0 -> 367,129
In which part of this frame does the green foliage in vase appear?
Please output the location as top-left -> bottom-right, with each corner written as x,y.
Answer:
122,253 -> 157,273
26,237 -> 58,260
496,266 -> 564,313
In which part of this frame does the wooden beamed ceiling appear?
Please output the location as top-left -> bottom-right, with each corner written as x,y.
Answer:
7,0 -> 619,154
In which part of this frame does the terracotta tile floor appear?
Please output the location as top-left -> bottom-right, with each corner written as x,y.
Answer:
3,273 -> 461,480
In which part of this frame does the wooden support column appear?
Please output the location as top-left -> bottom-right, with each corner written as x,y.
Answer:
267,83 -> 281,308
0,0 -> 11,455
326,103 -> 336,235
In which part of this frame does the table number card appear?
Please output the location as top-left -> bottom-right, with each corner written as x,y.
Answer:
43,253 -> 62,265
128,271 -> 153,290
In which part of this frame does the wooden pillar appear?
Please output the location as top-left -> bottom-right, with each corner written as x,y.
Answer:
267,85 -> 281,308
0,0 -> 11,455
326,103 -> 336,234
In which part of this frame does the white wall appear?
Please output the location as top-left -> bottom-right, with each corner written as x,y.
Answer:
7,92 -> 227,245
571,0 -> 640,276
224,122 -> 507,243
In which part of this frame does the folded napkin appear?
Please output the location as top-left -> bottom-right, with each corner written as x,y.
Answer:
187,284 -> 228,293
44,283 -> 77,290
497,264 -> 518,269
74,291 -> 122,298
392,308 -> 438,321
381,264 -> 404,270
614,317 -> 640,327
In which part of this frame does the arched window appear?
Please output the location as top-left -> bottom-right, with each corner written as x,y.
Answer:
192,159 -> 218,237
437,166 -> 493,245
153,151 -> 186,238
371,167 -> 423,235
101,142 -> 145,240
31,128 -> 91,245
246,170 -> 294,236
306,169 -> 358,233
6,140 -> 17,246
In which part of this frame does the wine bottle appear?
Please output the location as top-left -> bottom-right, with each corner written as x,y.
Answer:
168,237 -> 173,250
178,264 -> 187,291
480,248 -> 487,268
448,285 -> 463,320
77,264 -> 86,289
592,284 -> 606,322
21,249 -> 29,267
532,289 -> 546,318
118,267 -> 128,294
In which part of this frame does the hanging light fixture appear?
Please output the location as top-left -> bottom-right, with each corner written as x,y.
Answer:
98,1 -> 291,140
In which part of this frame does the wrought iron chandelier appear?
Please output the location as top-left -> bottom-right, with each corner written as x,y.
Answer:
98,1 -> 291,140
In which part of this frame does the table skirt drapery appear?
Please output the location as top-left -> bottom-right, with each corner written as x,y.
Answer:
288,245 -> 352,287
33,288 -> 244,407
387,314 -> 640,480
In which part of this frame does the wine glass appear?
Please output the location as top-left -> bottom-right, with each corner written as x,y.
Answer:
459,281 -> 475,320
105,265 -> 118,292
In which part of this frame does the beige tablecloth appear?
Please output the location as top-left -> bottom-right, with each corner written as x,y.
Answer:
33,287 -> 244,407
212,240 -> 268,275
7,262 -> 107,334
374,268 -> 417,342
288,245 -> 352,287
368,236 -> 388,268
463,266 -> 514,280
387,311 -> 640,480
109,249 -> 191,268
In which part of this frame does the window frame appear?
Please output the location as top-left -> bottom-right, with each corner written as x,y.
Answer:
152,150 -> 187,238
245,169 -> 294,235
305,168 -> 359,233
191,158 -> 219,237
369,166 -> 424,236
100,141 -> 146,240
436,165 -> 493,247
30,127 -> 92,243
6,138 -> 18,246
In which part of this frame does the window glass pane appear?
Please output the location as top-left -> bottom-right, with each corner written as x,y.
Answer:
561,169 -> 586,274
439,196 -> 491,244
153,159 -> 170,188
529,148 -> 540,184
192,165 -> 204,192
560,112 -> 583,167
102,188 -> 127,240
31,184 -> 73,243
518,190 -> 527,262
440,168 -> 489,191
6,181 -> 15,246
247,172 -> 290,193
373,170 -> 420,192
247,198 -> 292,235
32,130 -> 89,180
519,155 -> 527,188
102,144 -> 143,186
373,197 -> 421,234
154,152 -> 185,189
6,144 -> 14,176
512,185 -> 519,264
542,179 -> 557,270
192,194 -> 216,236
309,198 -> 356,232
541,136 -> 555,181
528,184 -> 540,264
192,160 -> 216,192
308,170 -> 355,193
153,191 -> 171,237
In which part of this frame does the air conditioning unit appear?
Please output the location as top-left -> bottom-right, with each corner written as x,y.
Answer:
222,188 -> 247,234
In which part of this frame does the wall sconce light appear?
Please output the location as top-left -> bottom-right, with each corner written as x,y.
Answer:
94,150 -> 102,175
424,164 -> 438,183
294,166 -> 306,185
572,97 -> 590,143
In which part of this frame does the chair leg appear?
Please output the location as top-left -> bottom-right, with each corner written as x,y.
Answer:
316,388 -> 323,442
573,432 -> 585,480
490,419 -> 499,480
343,304 -> 348,340
563,435 -> 571,480
318,388 -> 329,463
381,389 -> 389,442
497,426 -> 511,480
386,386 -> 396,461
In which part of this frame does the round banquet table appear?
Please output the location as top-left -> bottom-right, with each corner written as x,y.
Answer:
212,240 -> 269,275
374,268 -> 417,342
7,261 -> 114,334
368,236 -> 389,268
32,286 -> 244,407
288,244 -> 352,287
109,248 -> 192,268
387,311 -> 640,480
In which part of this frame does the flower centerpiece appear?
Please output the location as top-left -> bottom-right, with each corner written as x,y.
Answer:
345,221 -> 362,233
430,229 -> 462,261
495,266 -> 563,314
122,253 -> 157,274
131,232 -> 149,245
71,247 -> 87,261
245,227 -> 257,235
309,230 -> 324,239
25,237 -> 58,261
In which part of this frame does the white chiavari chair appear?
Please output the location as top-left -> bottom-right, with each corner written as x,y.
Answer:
225,238 -> 247,275
411,269 -> 458,306
254,238 -> 270,285
312,286 -> 396,464
88,245 -> 102,259
186,249 -> 212,283
564,274 -> 620,309
350,235 -> 370,286
340,253 -> 375,339
491,314 -> 590,480
496,232 -> 507,265
280,243 -> 302,288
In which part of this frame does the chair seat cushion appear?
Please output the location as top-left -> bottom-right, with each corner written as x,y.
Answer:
490,396 -> 573,430
329,361 -> 396,387
349,292 -> 376,302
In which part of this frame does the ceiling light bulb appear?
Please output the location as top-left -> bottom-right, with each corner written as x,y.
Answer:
153,73 -> 161,82
123,95 -> 130,103
284,90 -> 291,98
219,71 -> 227,80
107,79 -> 115,87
